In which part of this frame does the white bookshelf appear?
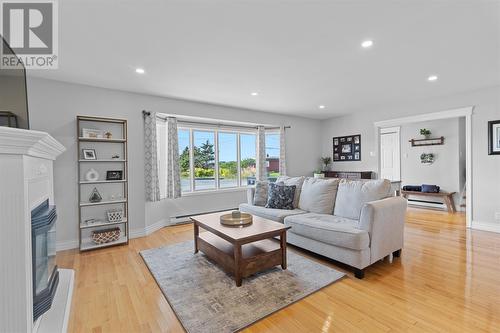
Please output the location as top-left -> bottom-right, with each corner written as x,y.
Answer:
77,115 -> 129,251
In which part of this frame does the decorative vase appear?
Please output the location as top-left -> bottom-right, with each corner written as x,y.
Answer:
85,168 -> 99,181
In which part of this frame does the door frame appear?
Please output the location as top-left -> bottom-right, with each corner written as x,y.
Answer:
374,106 -> 474,228
379,126 -> 401,181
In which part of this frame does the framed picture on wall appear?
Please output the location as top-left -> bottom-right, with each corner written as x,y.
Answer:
333,134 -> 361,161
488,120 -> 500,155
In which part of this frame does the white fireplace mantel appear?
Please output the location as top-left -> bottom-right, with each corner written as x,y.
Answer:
0,127 -> 68,333
0,126 -> 66,159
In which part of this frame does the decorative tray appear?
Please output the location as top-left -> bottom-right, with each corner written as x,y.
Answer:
220,211 -> 253,227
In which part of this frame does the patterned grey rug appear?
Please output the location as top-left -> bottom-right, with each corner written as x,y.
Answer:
140,240 -> 345,333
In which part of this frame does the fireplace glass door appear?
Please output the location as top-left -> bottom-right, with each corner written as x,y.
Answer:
31,200 -> 59,321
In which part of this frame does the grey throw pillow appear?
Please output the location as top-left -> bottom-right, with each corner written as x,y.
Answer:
253,181 -> 269,206
265,183 -> 296,210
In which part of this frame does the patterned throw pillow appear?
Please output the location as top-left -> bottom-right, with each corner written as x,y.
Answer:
253,181 -> 269,206
265,182 -> 296,210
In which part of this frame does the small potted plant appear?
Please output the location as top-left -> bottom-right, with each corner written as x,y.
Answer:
313,169 -> 325,178
420,128 -> 431,139
321,156 -> 332,171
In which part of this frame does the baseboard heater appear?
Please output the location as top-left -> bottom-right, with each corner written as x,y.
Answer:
407,198 -> 445,210
169,208 -> 239,225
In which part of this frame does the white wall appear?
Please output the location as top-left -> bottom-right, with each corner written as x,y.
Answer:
321,85 -> 500,226
399,118 -> 462,208
27,77 -> 322,247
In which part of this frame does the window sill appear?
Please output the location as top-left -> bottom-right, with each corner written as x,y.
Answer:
180,187 -> 249,197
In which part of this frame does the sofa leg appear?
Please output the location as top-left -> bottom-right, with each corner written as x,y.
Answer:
354,268 -> 365,279
393,249 -> 401,258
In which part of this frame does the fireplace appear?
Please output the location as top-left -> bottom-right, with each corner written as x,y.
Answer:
31,199 -> 59,321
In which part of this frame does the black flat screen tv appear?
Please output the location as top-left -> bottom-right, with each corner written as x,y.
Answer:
0,35 -> 29,129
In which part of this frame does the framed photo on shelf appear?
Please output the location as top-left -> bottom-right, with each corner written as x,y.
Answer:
488,120 -> 500,155
82,149 -> 97,160
106,170 -> 123,180
332,134 -> 361,161
82,128 -> 104,139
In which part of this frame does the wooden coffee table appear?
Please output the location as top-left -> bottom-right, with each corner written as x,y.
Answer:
191,211 -> 290,287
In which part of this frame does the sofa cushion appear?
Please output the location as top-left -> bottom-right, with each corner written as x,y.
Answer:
284,213 -> 369,250
298,177 -> 340,214
239,203 -> 306,223
276,176 -> 305,208
253,181 -> 269,206
266,182 -> 296,210
334,179 -> 391,220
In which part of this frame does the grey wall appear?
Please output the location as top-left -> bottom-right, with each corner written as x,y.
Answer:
27,77 -> 322,246
321,85 -> 500,225
399,118 -> 463,207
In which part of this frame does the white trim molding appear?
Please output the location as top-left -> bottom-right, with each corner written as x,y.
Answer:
374,106 -> 474,228
472,221 -> 500,234
0,127 -> 66,160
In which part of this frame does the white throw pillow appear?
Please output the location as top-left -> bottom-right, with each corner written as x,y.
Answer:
334,179 -> 392,220
298,177 -> 340,214
253,181 -> 269,206
276,176 -> 305,208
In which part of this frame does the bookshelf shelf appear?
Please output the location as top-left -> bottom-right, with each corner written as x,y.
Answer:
77,115 -> 129,251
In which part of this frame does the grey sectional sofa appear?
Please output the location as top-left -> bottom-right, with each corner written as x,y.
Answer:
239,176 -> 407,278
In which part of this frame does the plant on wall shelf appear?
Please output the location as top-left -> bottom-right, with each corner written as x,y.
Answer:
321,156 -> 332,171
420,128 -> 431,138
420,153 -> 434,164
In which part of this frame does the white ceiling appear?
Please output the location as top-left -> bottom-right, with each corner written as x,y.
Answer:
30,0 -> 500,119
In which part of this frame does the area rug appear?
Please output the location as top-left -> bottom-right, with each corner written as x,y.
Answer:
140,240 -> 345,333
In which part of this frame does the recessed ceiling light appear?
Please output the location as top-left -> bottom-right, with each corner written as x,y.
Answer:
135,68 -> 145,74
319,105 -> 326,109
427,75 -> 438,82
361,40 -> 374,48
251,92 -> 259,96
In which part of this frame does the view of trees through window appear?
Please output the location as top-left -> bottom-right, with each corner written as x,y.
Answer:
177,128 -> 262,192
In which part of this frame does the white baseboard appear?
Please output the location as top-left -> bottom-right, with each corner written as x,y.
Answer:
145,218 -> 170,235
472,221 -> 500,233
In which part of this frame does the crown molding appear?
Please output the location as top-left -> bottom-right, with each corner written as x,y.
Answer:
0,127 -> 65,160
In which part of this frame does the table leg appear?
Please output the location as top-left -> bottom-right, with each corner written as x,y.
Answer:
193,222 -> 199,254
448,195 -> 457,213
234,244 -> 242,287
281,231 -> 287,270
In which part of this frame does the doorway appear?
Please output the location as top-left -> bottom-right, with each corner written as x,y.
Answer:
380,127 -> 401,182
374,106 -> 473,228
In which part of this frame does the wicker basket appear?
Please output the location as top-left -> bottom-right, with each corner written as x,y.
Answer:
91,227 -> 121,244
107,209 -> 124,223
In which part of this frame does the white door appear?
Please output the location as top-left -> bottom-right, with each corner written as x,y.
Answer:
380,127 -> 401,181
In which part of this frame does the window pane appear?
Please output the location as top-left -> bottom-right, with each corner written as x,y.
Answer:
240,134 -> 256,186
178,129 -> 191,192
218,132 -> 238,188
265,133 -> 280,180
193,130 -> 215,190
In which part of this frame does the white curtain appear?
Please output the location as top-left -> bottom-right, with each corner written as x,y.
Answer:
144,111 -> 161,201
256,125 -> 267,181
165,117 -> 181,198
279,126 -> 287,176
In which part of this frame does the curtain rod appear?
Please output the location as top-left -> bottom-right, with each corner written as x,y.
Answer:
142,110 -> 291,130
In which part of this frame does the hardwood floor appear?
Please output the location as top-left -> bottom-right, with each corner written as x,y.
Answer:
58,208 -> 500,333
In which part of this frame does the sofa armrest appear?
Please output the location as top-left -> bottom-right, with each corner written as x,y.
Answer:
246,187 -> 256,205
358,196 -> 407,264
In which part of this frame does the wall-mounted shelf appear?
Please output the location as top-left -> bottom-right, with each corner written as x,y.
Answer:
77,115 -> 128,252
409,136 -> 444,147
